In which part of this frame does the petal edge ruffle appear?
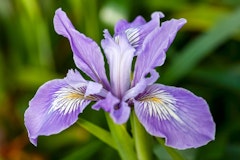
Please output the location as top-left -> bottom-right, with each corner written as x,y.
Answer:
134,84 -> 215,149
54,8 -> 110,89
24,70 -> 102,146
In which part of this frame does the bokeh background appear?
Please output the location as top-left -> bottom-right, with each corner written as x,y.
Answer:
1,0 -> 240,160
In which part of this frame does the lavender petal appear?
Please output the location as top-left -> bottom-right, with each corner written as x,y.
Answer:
101,30 -> 135,98
54,8 -> 110,89
115,12 -> 164,54
133,18 -> 186,86
134,84 -> 215,149
24,70 -> 102,146
93,93 -> 130,124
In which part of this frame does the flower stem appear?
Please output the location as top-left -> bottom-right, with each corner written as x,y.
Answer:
131,111 -> 153,160
77,118 -> 117,150
157,138 -> 185,160
105,113 -> 137,160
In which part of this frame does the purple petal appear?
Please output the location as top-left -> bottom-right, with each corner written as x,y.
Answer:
24,70 -> 102,146
133,18 -> 186,86
54,8 -> 110,89
92,92 -> 119,112
134,84 -> 215,149
123,70 -> 159,101
85,81 -> 103,97
64,69 -> 87,88
65,69 -> 103,97
110,102 -> 131,124
114,16 -> 146,33
115,12 -> 164,55
101,30 -> 135,98
92,93 -> 131,124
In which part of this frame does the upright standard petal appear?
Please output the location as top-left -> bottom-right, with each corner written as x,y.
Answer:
134,84 -> 215,149
24,70 -> 102,146
114,15 -> 146,33
115,12 -> 164,55
101,30 -> 135,98
54,8 -> 110,89
133,18 -> 187,86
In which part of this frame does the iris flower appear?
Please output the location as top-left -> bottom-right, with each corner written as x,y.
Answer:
24,8 -> 215,149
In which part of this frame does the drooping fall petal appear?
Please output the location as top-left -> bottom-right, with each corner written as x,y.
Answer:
24,70 -> 102,146
134,84 -> 215,149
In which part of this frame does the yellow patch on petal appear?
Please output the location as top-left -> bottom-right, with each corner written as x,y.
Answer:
66,93 -> 84,99
66,93 -> 97,101
149,97 -> 162,103
139,96 -> 162,103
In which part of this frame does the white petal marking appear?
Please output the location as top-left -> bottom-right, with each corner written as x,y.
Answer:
125,28 -> 140,48
49,86 -> 90,115
138,89 -> 184,124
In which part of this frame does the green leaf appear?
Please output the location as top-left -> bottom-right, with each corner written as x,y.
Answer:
0,50 -> 5,105
105,113 -> 137,160
161,8 -> 240,84
61,140 -> 102,160
131,111 -> 153,160
157,138 -> 186,160
15,67 -> 58,89
189,66 -> 240,91
77,118 -> 117,150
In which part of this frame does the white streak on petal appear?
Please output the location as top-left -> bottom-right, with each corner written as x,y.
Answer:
49,86 -> 90,115
137,88 -> 184,124
102,30 -> 135,98
134,84 -> 215,149
125,28 -> 140,48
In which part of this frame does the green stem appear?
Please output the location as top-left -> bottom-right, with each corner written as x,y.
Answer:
157,138 -> 185,160
77,118 -> 117,150
105,113 -> 137,160
131,112 -> 153,160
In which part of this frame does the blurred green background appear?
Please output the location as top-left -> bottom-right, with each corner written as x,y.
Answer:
0,0 -> 240,160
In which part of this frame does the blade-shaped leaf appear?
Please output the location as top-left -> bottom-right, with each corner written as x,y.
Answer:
161,8 -> 240,84
131,111 -> 153,160
105,113 -> 137,160
189,66 -> 240,91
77,118 -> 117,150
157,138 -> 186,160
61,140 -> 102,160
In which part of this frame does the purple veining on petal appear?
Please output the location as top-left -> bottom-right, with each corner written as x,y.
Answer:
115,12 -> 164,55
25,9 -> 215,150
101,29 -> 135,98
24,69 -> 104,146
114,16 -> 146,34
54,8 -> 110,89
133,18 -> 186,86
24,79 -> 89,146
134,84 -> 215,149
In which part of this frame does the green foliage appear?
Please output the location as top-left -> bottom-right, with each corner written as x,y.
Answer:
77,118 -> 117,150
161,8 -> 240,84
0,0 -> 240,159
